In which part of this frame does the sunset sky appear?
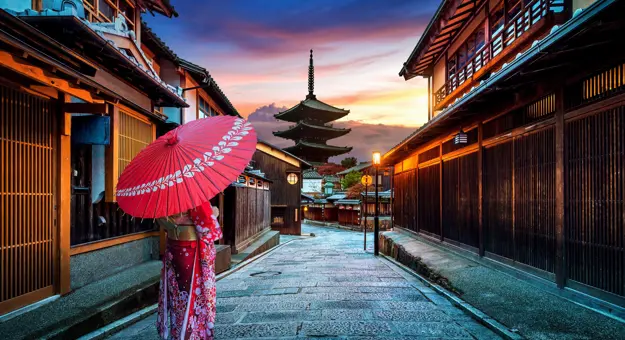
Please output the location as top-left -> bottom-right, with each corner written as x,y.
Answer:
145,0 -> 438,128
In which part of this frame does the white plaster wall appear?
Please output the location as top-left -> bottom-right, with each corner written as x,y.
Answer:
303,179 -> 322,194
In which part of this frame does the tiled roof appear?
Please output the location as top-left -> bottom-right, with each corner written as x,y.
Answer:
303,170 -> 323,179
179,58 -> 241,117
336,199 -> 361,205
326,194 -> 347,201
324,175 -> 340,183
337,162 -> 372,175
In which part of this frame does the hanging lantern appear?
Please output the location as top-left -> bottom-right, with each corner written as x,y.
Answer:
454,128 -> 468,145
287,173 -> 298,185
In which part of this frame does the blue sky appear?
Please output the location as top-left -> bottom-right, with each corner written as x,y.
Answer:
145,0 -> 437,127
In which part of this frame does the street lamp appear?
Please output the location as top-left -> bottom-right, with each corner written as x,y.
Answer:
372,151 -> 381,256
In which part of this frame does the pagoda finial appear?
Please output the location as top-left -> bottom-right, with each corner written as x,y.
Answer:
307,49 -> 316,99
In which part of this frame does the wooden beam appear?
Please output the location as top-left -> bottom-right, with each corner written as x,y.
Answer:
57,94 -> 71,295
0,51 -> 95,103
555,87 -> 566,288
29,85 -> 59,99
62,102 -> 108,114
105,105 -> 120,202
71,231 -> 160,256
477,123 -> 484,256
439,143 -> 443,242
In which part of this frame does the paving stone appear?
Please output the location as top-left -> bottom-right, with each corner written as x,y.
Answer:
107,225 -> 499,339
378,301 -> 437,311
373,309 -> 452,322
321,309 -> 373,320
214,322 -> 300,338
301,321 -> 394,337
393,322 -> 473,338
216,304 -> 238,313
310,300 -> 379,310
240,310 -> 321,323
234,301 -> 310,312
215,312 -> 245,324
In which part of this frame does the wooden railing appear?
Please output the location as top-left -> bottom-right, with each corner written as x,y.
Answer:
435,0 -> 563,108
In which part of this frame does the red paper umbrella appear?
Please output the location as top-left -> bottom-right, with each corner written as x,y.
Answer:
116,116 -> 256,218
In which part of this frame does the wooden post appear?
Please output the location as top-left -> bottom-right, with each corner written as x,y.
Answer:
478,123 -> 484,256
555,87 -> 566,288
57,94 -> 71,295
439,143 -> 443,241
105,105 -> 119,202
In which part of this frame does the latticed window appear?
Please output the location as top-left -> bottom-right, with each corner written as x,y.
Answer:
118,110 -> 153,176
84,0 -> 137,31
198,96 -> 215,118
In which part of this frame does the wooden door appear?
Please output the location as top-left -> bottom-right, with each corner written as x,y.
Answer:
70,144 -> 93,246
0,83 -> 56,315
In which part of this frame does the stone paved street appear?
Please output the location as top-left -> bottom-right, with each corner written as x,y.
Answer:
106,225 -> 500,339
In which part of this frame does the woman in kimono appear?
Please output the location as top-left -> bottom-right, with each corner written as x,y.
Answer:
156,201 -> 222,340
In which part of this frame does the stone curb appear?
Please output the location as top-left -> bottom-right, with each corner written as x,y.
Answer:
41,279 -> 159,340
379,254 -> 524,340
81,237 -> 306,339
77,305 -> 158,340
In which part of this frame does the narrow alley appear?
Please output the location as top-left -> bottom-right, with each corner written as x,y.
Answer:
105,225 -> 499,339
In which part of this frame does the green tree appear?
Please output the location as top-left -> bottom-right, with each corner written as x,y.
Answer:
340,171 -> 362,190
341,157 -> 358,169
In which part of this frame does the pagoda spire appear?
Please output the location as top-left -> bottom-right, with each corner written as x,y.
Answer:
307,49 -> 316,99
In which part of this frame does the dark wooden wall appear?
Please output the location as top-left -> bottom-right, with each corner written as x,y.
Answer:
392,60 -> 625,302
222,185 -> 270,253
252,150 -> 302,235
338,210 -> 359,226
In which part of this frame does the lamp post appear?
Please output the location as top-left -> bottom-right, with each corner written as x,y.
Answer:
361,174 -> 372,251
372,151 -> 381,256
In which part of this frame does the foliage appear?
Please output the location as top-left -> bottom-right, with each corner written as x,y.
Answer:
341,171 -> 362,190
340,157 -> 358,169
317,163 -> 345,176
346,183 -> 364,199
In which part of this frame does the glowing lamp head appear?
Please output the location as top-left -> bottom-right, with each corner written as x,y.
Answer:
287,173 -> 298,185
372,151 -> 381,166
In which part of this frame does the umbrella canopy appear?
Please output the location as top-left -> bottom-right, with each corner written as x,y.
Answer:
116,116 -> 256,218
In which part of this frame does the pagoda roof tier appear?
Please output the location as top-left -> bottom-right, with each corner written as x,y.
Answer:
283,141 -> 352,162
273,121 -> 350,140
274,98 -> 349,124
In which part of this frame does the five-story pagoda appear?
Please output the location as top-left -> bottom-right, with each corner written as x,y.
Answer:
274,50 -> 352,164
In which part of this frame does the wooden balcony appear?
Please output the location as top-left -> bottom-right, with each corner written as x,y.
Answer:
435,0 -> 564,110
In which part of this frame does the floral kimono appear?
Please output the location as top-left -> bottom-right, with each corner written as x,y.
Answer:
157,202 -> 223,340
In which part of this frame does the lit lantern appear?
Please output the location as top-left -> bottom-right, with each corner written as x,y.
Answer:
454,128 -> 468,145
303,206 -> 308,212
372,151 -> 381,166
287,173 -> 298,185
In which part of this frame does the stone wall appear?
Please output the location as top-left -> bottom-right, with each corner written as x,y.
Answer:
70,237 -> 159,290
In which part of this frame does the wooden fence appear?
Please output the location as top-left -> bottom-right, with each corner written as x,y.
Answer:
222,185 -> 270,254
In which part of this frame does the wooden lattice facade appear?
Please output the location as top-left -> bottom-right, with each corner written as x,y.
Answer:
0,83 -> 57,313
391,0 -> 625,307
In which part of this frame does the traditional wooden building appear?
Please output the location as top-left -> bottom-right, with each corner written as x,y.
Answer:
0,0 -> 184,316
273,50 -> 352,164
336,199 -> 361,227
387,0 -> 625,309
253,140 -> 311,235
